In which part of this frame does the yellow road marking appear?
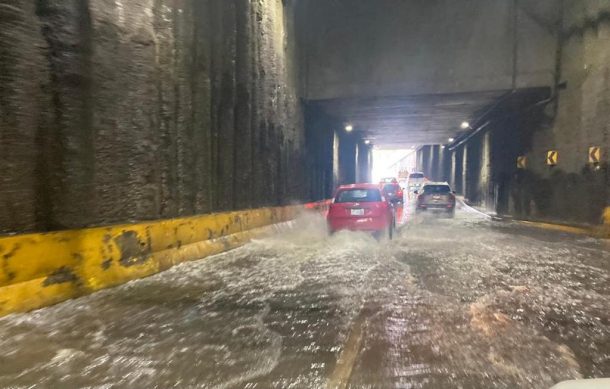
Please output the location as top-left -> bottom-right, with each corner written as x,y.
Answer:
327,312 -> 366,389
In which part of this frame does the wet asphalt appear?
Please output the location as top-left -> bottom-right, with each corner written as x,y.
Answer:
0,202 -> 609,389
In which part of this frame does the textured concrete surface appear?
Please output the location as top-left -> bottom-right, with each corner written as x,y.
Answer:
303,105 -> 342,202
1,0 -> 608,232
514,1 -> 610,224
0,0 -> 304,233
297,0 -> 557,101
297,0 -> 559,148
417,3 -> 610,224
0,1 -> 51,233
311,92 -> 506,147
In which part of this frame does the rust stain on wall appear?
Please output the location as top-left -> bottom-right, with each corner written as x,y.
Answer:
114,231 -> 152,267
43,267 -> 78,287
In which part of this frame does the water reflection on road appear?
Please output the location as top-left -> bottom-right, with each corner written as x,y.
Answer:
0,203 -> 609,388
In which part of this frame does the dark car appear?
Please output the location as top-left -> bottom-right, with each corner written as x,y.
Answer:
415,182 -> 456,217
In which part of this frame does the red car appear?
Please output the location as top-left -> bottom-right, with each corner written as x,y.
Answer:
327,184 -> 395,239
380,182 -> 404,204
379,177 -> 398,184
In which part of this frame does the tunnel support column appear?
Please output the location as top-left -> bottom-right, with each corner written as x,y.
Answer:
433,145 -> 444,182
418,146 -> 433,179
338,132 -> 358,185
304,106 -> 343,201
481,132 -> 493,210
426,146 -> 436,181
463,135 -> 483,204
449,150 -> 456,190
332,132 -> 340,193
356,142 -> 372,183
441,146 -> 451,183
462,146 -> 468,199
418,145 -> 446,182
452,147 -> 464,195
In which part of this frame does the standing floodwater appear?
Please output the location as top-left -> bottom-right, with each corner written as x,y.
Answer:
0,204 -> 609,388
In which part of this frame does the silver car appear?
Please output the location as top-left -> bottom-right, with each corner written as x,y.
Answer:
407,172 -> 425,194
415,182 -> 457,217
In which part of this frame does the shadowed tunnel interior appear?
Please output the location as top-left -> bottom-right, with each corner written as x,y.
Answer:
1,0 -> 608,231
1,1 -> 610,388
297,0 -> 609,224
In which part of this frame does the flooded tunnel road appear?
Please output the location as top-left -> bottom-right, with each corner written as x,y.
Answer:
0,206 -> 609,388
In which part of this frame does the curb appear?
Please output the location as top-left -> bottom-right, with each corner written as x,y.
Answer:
0,202 -> 326,317
466,204 -> 610,239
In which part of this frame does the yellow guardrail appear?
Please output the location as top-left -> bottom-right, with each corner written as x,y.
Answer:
599,206 -> 610,237
510,207 -> 610,239
0,205 -> 303,317
603,207 -> 610,226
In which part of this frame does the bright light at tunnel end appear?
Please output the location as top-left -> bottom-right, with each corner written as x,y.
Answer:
364,140 -> 371,145
460,121 -> 470,129
448,137 -> 455,143
345,124 -> 354,132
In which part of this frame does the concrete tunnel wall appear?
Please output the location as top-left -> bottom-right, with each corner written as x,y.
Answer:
303,104 -> 371,201
417,0 -> 610,225
512,1 -> 610,224
297,0 -> 558,101
0,0 -> 344,234
3,0 -> 606,233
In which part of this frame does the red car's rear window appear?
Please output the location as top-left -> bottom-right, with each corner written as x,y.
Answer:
335,189 -> 382,203
383,184 -> 400,192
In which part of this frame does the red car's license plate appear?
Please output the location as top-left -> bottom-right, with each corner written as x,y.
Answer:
351,209 -> 364,216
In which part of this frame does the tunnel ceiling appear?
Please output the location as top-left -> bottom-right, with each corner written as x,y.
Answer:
297,0 -> 559,103
297,0 -> 561,149
312,90 -> 508,148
